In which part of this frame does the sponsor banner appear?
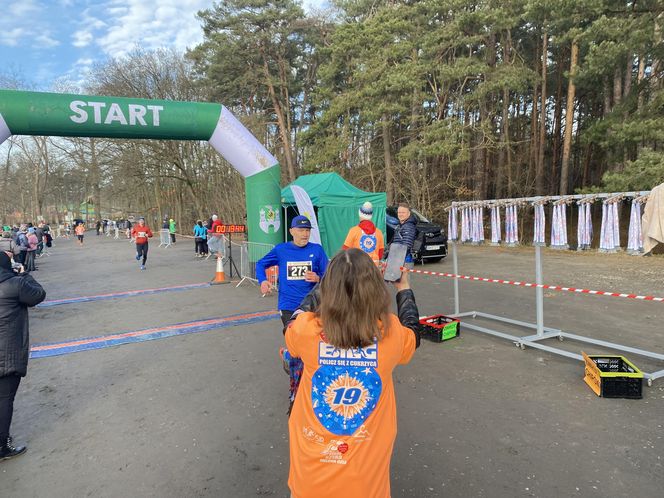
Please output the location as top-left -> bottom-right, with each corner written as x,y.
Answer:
245,165 -> 283,255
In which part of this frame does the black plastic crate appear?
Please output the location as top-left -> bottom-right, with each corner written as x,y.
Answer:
419,315 -> 460,343
582,352 -> 643,399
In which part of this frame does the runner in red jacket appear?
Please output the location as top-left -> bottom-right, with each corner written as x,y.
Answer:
209,214 -> 223,234
131,218 -> 153,270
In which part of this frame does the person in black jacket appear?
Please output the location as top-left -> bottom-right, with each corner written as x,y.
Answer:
0,251 -> 46,461
390,202 -> 418,269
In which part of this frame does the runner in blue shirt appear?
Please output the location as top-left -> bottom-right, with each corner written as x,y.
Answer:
256,215 -> 328,326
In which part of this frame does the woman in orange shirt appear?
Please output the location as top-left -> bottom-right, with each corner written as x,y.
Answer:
285,248 -> 420,498
74,223 -> 85,246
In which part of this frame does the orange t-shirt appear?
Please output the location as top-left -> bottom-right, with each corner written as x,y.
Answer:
285,312 -> 416,498
343,224 -> 385,261
74,225 -> 85,236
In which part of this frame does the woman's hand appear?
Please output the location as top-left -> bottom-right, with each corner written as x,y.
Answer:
393,269 -> 410,292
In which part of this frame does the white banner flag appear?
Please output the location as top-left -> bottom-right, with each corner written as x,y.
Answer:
290,185 -> 321,244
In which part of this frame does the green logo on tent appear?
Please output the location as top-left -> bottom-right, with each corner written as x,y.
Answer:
259,205 -> 280,234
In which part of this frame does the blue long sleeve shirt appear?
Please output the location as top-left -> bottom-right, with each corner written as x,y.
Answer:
193,225 -> 207,239
256,242 -> 328,311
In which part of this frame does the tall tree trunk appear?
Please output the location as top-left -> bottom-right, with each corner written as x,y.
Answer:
485,32 -> 496,200
582,143 -> 592,187
651,13 -> 663,92
382,114 -> 394,204
560,40 -> 578,195
613,66 -> 623,106
624,54 -> 633,98
637,54 -> 646,110
603,79 -> 612,116
262,58 -> 296,182
529,42 -> 540,193
536,30 -> 548,195
551,57 -> 564,194
498,30 -> 513,198
476,107 -> 487,200
502,88 -> 513,198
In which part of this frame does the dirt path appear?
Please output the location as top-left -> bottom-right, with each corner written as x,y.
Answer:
3,235 -> 663,497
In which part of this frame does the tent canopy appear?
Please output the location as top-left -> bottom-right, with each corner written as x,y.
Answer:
281,172 -> 387,257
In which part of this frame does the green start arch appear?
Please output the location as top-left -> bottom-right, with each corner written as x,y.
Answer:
0,89 -> 282,247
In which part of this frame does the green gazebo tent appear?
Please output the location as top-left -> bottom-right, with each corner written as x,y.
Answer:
281,173 -> 387,257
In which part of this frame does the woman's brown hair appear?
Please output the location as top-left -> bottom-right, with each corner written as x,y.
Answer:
318,248 -> 392,349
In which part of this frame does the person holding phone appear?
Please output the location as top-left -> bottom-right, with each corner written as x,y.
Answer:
0,251 -> 46,461
283,249 -> 420,497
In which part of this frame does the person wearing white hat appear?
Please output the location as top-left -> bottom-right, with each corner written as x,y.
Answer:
342,201 -> 385,262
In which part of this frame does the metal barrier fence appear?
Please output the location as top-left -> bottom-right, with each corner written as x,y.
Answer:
441,242 -> 664,386
236,240 -> 276,289
206,233 -> 227,261
158,229 -> 171,248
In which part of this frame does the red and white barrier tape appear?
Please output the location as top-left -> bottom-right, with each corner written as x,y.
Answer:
405,268 -> 664,302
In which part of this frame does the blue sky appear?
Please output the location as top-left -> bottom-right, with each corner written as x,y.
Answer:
0,0 -> 329,91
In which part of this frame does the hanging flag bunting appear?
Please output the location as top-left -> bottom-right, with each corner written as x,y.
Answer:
478,207 -> 485,243
468,208 -> 475,243
577,201 -> 593,251
461,207 -> 470,243
533,203 -> 546,246
504,205 -> 519,246
627,200 -> 644,255
584,202 -> 593,248
551,203 -> 569,249
470,206 -> 485,244
448,208 -> 458,241
490,206 -> 501,245
599,201 -> 610,252
599,200 -> 621,253
611,202 -> 621,251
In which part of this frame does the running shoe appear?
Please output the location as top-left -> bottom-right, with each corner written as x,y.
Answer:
140,265 -> 146,270
279,347 -> 290,375
135,253 -> 141,261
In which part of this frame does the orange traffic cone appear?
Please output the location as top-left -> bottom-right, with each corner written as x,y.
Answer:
211,255 -> 229,285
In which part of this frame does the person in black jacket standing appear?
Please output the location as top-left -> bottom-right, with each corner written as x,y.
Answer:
0,251 -> 46,461
390,202 -> 419,269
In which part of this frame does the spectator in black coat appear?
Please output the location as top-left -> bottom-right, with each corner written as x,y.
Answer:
0,251 -> 46,461
390,202 -> 418,268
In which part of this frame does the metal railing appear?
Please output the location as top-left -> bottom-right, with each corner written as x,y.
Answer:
444,242 -> 664,386
158,229 -> 171,248
236,241 -> 276,289
206,233 -> 227,261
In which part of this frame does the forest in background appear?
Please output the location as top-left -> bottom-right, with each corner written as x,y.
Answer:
1,0 -> 662,230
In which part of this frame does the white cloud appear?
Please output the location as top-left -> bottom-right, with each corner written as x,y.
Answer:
0,28 -> 26,47
96,0 -> 209,58
79,9 -> 108,30
61,58 -> 96,91
8,0 -> 40,17
72,30 -> 94,48
34,33 -> 61,48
